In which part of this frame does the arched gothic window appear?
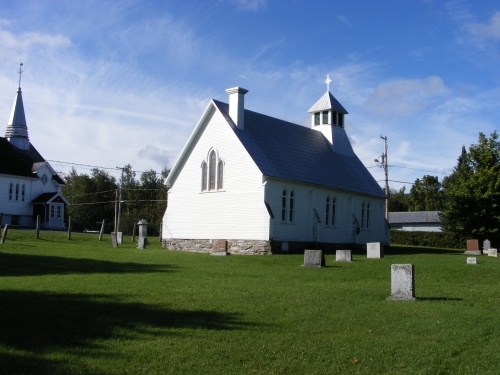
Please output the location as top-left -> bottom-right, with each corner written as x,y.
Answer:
289,190 -> 294,222
361,202 -> 365,228
209,151 -> 216,191
217,160 -> 224,190
201,162 -> 207,191
366,203 -> 370,229
15,183 -> 19,201
281,189 -> 287,221
331,197 -> 336,226
9,183 -> 12,200
22,184 -> 25,201
325,196 -> 330,225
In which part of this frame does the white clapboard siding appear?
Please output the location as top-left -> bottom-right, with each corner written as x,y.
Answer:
163,108 -> 269,240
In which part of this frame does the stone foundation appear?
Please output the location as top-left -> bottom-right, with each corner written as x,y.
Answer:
163,238 -> 370,255
163,239 -> 273,255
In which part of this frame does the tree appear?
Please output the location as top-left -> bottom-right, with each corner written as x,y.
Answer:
407,175 -> 443,212
441,132 -> 500,242
62,168 -> 117,231
388,186 -> 409,212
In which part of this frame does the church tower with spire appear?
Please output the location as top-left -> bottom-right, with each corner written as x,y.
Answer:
308,75 -> 355,156
5,63 -> 30,151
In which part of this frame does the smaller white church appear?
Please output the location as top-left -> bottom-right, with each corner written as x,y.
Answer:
0,65 -> 69,229
162,79 -> 388,254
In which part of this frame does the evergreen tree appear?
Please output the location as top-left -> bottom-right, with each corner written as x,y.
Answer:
408,175 -> 443,212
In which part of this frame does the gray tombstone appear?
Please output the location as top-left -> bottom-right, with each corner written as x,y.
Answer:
387,264 -> 416,301
302,250 -> 325,267
467,257 -> 478,264
483,239 -> 491,251
137,237 -> 147,249
488,248 -> 497,258
336,250 -> 352,262
211,239 -> 228,256
367,242 -> 383,258
138,219 -> 148,245
117,232 -> 123,244
0,224 -> 8,244
111,232 -> 118,248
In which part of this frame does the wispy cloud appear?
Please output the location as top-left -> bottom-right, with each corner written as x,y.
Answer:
465,11 -> 500,39
337,15 -> 354,28
227,0 -> 267,12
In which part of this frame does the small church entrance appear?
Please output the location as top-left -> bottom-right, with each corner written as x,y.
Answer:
49,203 -> 64,228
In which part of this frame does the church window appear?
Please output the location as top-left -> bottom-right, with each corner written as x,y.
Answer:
209,150 -> 216,190
331,197 -> 336,226
332,112 -> 337,126
217,160 -> 224,190
282,189 -> 287,221
366,203 -> 370,229
201,162 -> 207,191
9,183 -> 12,200
22,184 -> 25,201
15,184 -> 19,201
325,196 -> 330,225
361,202 -> 365,228
314,112 -> 320,125
51,205 -> 55,218
322,111 -> 329,124
338,113 -> 344,128
57,205 -> 61,219
289,190 -> 294,222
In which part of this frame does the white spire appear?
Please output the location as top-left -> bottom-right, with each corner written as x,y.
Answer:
5,63 -> 30,150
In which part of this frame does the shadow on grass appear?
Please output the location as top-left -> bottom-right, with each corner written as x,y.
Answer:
417,297 -> 463,301
386,246 -> 464,256
0,253 -> 175,277
0,290 -> 255,374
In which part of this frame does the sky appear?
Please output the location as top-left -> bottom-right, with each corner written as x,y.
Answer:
1,0 -> 500,191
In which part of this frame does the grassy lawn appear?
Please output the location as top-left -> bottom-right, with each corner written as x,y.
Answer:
1,230 -> 499,374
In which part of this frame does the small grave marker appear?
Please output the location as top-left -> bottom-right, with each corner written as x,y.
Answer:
211,239 -> 228,256
0,225 -> 8,244
467,257 -> 478,264
387,264 -> 416,301
367,242 -> 383,258
483,239 -> 491,251
111,232 -> 118,248
302,250 -> 325,267
336,250 -> 352,262
488,248 -> 497,258
116,232 -> 123,245
465,239 -> 481,255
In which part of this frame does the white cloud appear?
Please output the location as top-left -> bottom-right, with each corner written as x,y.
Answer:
0,28 -> 71,50
337,15 -> 353,28
137,146 -> 172,169
364,76 -> 450,116
465,11 -> 500,39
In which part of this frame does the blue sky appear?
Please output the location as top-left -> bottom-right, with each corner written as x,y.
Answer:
1,0 -> 499,191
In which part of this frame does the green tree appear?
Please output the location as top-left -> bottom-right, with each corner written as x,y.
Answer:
388,186 -> 409,212
441,132 -> 500,242
408,175 -> 443,212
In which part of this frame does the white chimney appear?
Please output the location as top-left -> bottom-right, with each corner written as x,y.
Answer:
225,87 -> 248,129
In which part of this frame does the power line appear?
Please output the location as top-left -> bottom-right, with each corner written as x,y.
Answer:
48,159 -> 166,175
390,165 -> 448,175
69,199 -> 168,206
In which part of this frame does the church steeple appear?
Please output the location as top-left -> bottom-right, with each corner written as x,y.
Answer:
309,75 -> 354,156
5,63 -> 30,150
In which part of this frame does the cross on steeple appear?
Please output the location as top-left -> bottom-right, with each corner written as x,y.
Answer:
18,63 -> 24,88
325,74 -> 332,92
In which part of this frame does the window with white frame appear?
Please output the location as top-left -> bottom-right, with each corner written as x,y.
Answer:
366,202 -> 370,229
325,195 -> 336,226
22,184 -> 25,201
325,196 -> 330,225
281,189 -> 287,221
9,183 -> 12,200
361,202 -> 370,229
331,196 -> 336,226
15,183 -> 19,201
201,149 -> 224,192
289,190 -> 294,222
361,202 -> 365,228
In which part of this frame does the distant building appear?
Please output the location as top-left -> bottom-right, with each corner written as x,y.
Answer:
0,71 -> 69,229
388,211 -> 442,232
162,79 -> 389,254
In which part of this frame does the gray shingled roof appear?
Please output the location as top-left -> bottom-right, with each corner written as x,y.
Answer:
308,91 -> 348,114
212,100 -> 385,199
6,88 -> 29,139
388,211 -> 441,224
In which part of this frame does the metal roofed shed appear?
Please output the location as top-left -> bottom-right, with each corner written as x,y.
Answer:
389,211 -> 442,232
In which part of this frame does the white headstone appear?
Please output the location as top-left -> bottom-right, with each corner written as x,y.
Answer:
467,257 -> 478,264
367,242 -> 383,258
387,264 -> 416,301
302,250 -> 325,267
488,249 -> 497,258
117,232 -> 123,244
336,250 -> 352,262
483,239 -> 491,251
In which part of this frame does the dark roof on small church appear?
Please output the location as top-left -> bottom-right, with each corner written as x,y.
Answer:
0,137 -> 44,177
389,211 -> 441,224
32,192 -> 69,204
212,100 -> 385,199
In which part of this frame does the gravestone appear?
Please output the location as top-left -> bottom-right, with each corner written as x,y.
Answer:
111,232 -> 118,248
0,225 -> 8,244
138,219 -> 148,245
367,242 -> 383,258
464,239 -> 481,255
137,237 -> 147,249
116,232 -> 123,245
467,257 -> 478,264
336,250 -> 352,262
488,248 -> 497,258
483,239 -> 491,251
99,220 -> 105,241
387,264 -> 416,301
302,250 -> 325,267
211,239 -> 228,256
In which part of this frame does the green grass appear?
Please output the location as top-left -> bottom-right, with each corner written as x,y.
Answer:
1,230 -> 499,374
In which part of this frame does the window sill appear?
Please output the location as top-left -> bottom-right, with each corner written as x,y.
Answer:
200,189 -> 226,194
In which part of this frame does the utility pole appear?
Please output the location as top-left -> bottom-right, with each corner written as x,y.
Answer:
116,166 -> 124,234
374,136 -> 389,220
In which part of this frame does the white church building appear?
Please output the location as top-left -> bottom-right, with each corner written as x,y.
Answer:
0,67 -> 69,229
162,80 -> 388,254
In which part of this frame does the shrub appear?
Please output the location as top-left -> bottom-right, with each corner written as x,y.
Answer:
390,230 -> 468,249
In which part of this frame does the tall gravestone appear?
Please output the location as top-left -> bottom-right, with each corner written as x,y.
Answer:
387,264 -> 416,301
302,250 -> 325,267
465,239 -> 481,255
0,225 -> 8,244
336,250 -> 352,262
483,239 -> 491,251
367,242 -> 383,258
211,240 -> 228,256
111,232 -> 118,248
138,219 -> 148,245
